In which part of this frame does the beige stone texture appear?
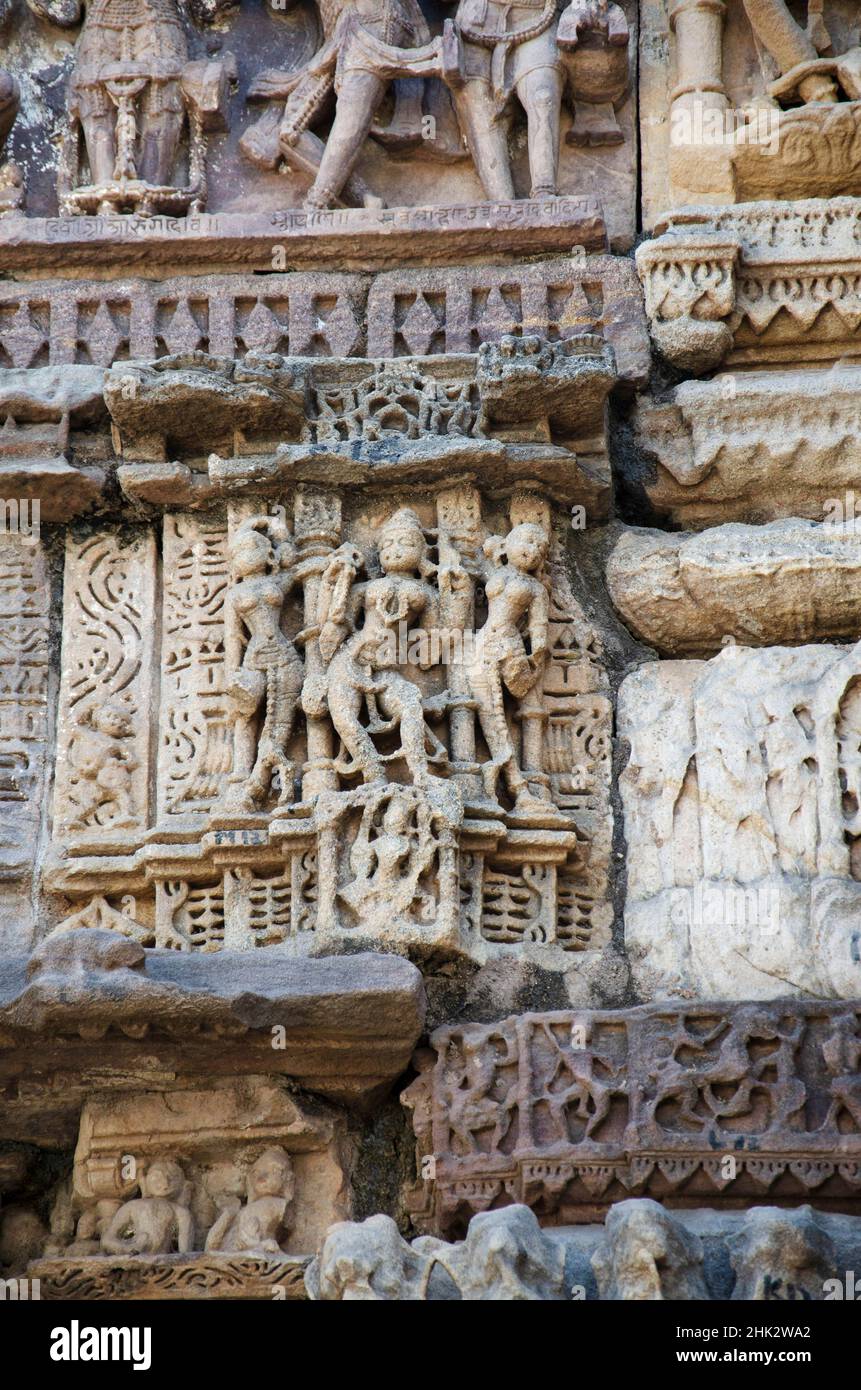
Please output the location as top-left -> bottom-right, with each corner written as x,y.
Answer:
619,647 -> 861,1000
608,520 -> 861,655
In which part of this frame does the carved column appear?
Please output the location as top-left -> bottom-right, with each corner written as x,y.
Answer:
669,0 -> 728,116
294,488 -> 342,801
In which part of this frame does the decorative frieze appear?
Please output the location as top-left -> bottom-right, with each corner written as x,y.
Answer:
403,1002 -> 861,1235
0,258 -> 647,381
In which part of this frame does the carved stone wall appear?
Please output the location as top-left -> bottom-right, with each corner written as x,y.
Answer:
0,0 -> 859,1317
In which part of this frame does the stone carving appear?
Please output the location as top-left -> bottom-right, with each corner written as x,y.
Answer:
0,259 -> 647,380
307,1204 -> 563,1300
0,536 -> 49,950
728,1206 -> 836,1301
46,0 -> 236,217
643,0 -> 861,211
443,0 -> 629,201
0,65 -> 23,215
157,514 -> 230,820
418,1205 -> 566,1300
21,1080 -> 341,1299
306,1201 -> 861,1300
240,0 -> 630,212
0,929 -> 425,1111
204,1147 -> 294,1255
592,1199 -> 709,1301
57,1082 -> 353,1260
466,520 -> 553,816
222,512 -> 306,812
105,351 -> 308,461
619,645 -> 861,1001
637,203 -> 861,374
278,0 -> 442,212
402,1002 -> 861,1234
54,530 -> 156,840
100,1160 -> 194,1257
607,521 -> 861,656
29,1252 -> 310,1300
316,508 -> 447,792
44,474 -> 613,969
306,1214 -> 442,1300
632,367 -> 861,529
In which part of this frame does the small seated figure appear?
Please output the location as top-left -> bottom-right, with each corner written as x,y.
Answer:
205,1148 -> 294,1256
68,1199 -> 123,1256
100,1159 -> 193,1257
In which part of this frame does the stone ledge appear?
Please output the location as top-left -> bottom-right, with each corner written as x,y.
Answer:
28,1252 -> 309,1301
0,199 -> 607,275
0,932 -> 426,1123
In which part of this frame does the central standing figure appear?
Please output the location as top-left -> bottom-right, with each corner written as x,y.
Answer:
314,509 -> 448,788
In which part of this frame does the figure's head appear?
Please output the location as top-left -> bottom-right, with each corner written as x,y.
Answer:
505,523 -> 548,574
92,703 -> 132,738
143,1160 -> 185,1201
248,1147 -> 294,1201
231,525 -> 271,580
377,509 -> 427,575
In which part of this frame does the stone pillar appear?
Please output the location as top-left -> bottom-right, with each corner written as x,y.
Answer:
294,487 -> 342,801
669,0 -> 728,117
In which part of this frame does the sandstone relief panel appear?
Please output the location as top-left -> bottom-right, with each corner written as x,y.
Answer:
28,1078 -> 351,1299
403,1003 -> 861,1236
619,646 -> 861,1002
45,481 -> 614,972
0,0 -> 639,250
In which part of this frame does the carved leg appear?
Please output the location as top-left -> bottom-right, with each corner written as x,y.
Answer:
451,79 -> 515,201
305,70 -> 387,210
81,112 -> 118,189
378,680 -> 431,789
515,66 -> 562,197
469,661 -> 515,801
329,675 -> 386,785
138,91 -> 184,187
741,0 -> 837,102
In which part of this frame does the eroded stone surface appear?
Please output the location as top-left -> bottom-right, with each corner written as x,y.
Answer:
619,646 -> 861,1000
633,368 -> 861,528
0,929 -> 426,1128
305,1201 -> 861,1299
607,521 -> 861,656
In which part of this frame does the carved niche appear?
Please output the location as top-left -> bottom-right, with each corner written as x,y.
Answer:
46,480 -> 612,969
29,1078 -> 352,1299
